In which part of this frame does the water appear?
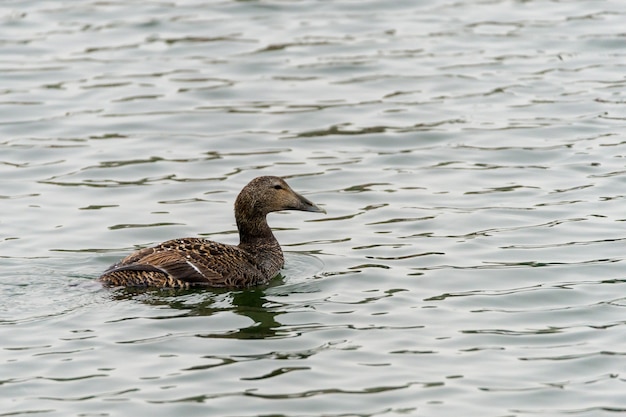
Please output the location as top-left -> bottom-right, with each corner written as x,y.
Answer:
1,0 -> 625,415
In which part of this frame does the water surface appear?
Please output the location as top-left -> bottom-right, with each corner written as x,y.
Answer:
1,0 -> 626,416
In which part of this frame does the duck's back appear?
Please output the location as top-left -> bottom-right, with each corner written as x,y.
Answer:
99,237 -> 282,288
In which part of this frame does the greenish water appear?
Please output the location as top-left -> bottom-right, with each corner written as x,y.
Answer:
1,0 -> 625,416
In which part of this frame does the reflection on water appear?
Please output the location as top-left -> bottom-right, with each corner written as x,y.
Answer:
2,0 -> 626,415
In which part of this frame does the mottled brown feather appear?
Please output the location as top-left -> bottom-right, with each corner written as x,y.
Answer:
99,176 -> 324,289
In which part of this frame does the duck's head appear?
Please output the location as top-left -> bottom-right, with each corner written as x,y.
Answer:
235,176 -> 325,217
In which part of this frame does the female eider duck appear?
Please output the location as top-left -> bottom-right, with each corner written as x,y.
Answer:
99,176 -> 325,288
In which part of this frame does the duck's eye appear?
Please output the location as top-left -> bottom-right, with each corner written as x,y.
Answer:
273,184 -> 283,190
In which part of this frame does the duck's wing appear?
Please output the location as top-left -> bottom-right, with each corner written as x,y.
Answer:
100,238 -> 254,288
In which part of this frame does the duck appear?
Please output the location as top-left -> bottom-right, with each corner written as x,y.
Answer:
99,176 -> 325,288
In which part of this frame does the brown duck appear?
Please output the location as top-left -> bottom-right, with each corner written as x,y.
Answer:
99,176 -> 325,288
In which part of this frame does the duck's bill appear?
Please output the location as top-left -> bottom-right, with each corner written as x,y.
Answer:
294,193 -> 326,214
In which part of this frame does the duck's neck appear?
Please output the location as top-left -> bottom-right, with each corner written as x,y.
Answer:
236,213 -> 277,246
236,213 -> 284,276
